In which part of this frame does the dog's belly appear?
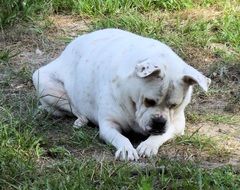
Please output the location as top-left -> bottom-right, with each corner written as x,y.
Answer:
57,30 -> 133,123
61,60 -> 98,124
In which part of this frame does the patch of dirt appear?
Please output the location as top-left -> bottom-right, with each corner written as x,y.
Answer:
191,122 -> 240,158
182,46 -> 218,72
0,15 -> 90,69
47,15 -> 90,38
156,121 -> 240,168
147,7 -> 222,25
179,7 -> 222,21
208,43 -> 238,56
0,23 -> 64,72
190,98 -> 228,114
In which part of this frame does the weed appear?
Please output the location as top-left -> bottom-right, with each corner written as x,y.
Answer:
0,49 -> 19,64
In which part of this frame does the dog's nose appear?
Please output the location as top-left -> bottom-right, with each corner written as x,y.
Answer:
152,116 -> 166,128
148,116 -> 166,135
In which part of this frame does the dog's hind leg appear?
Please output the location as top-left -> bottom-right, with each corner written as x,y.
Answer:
33,67 -> 88,127
33,68 -> 74,117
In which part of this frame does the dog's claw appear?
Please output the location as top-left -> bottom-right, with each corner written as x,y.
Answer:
137,142 -> 159,158
115,147 -> 139,161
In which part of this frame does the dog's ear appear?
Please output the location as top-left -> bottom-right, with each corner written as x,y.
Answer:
182,65 -> 211,92
135,60 -> 162,78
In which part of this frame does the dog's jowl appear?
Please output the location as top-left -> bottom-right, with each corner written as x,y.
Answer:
33,29 -> 211,161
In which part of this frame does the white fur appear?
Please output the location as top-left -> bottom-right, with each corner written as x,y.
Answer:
33,29 -> 210,161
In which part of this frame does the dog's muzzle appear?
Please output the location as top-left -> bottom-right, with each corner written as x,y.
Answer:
147,115 -> 167,135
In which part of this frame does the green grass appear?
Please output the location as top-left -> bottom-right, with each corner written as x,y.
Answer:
0,70 -> 238,189
0,102 -> 42,189
175,133 -> 216,150
0,64 -> 239,189
1,0 -> 240,189
187,112 -> 240,125
205,114 -> 240,125
16,159 -> 240,189
1,134 -> 240,190
50,0 -> 196,16
0,0 -> 49,27
174,132 -> 231,158
91,4 -> 240,56
92,12 -> 163,38
0,49 -> 19,64
0,106 -> 239,189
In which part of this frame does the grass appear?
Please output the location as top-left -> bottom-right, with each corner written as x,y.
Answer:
92,4 -> 240,56
14,159 -> 240,189
0,0 -> 49,28
0,49 -> 19,64
50,0 -> 196,16
174,132 -> 231,158
187,112 -> 240,125
1,0 -> 240,189
175,133 -> 217,151
0,107 -> 239,189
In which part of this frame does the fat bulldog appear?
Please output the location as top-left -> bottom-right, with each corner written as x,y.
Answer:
33,29 -> 211,161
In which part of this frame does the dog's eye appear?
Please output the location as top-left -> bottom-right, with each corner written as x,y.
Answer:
144,98 -> 156,107
169,103 -> 177,109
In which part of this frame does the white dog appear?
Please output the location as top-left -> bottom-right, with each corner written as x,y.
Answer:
33,29 -> 210,161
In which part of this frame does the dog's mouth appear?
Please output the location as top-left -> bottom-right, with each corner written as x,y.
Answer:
148,129 -> 165,135
145,126 -> 166,135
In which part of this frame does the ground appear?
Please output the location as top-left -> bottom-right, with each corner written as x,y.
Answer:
0,1 -> 240,189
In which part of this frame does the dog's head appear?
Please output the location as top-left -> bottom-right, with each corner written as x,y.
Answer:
132,56 -> 211,135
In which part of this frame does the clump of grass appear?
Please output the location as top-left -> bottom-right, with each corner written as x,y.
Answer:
152,0 -> 194,11
51,0 -> 195,16
16,64 -> 33,83
0,50 -> 19,64
91,2 -> 240,58
11,157 -> 240,189
0,0 -> 50,27
70,127 -> 101,149
92,12 -> 163,38
187,112 -> 240,125
175,133 -> 217,151
205,114 -> 240,125
0,107 -> 43,188
0,0 -> 228,28
174,132 -> 231,160
47,146 -> 71,159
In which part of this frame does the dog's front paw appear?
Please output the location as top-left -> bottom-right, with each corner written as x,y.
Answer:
115,147 -> 139,161
73,116 -> 88,128
137,142 -> 159,158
